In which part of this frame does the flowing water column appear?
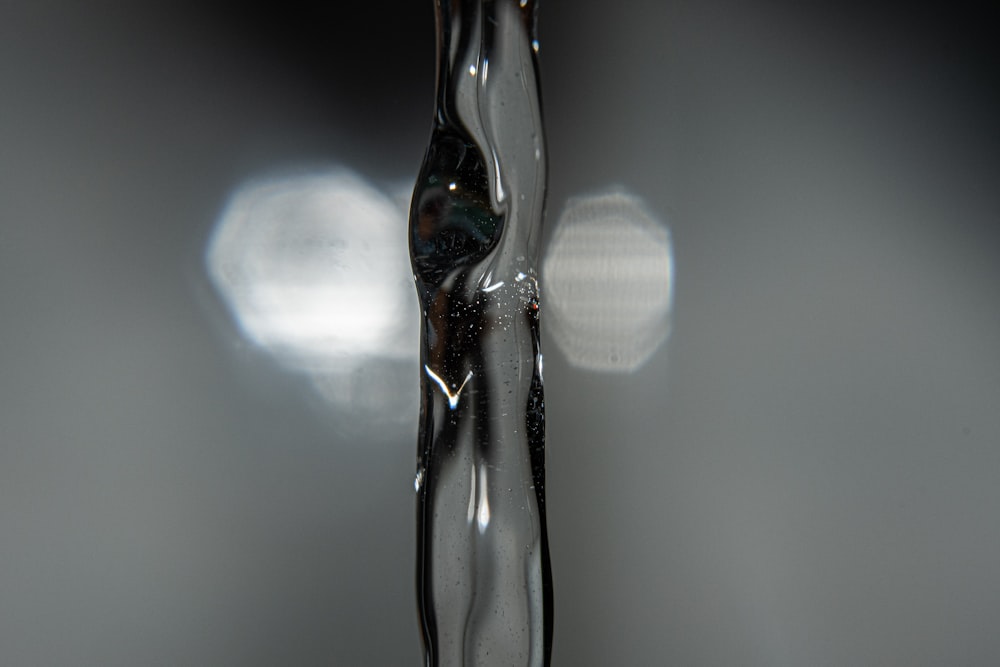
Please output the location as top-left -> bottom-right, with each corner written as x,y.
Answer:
409,0 -> 551,665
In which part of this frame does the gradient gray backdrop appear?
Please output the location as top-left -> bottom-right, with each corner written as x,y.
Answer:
1,1 -> 998,665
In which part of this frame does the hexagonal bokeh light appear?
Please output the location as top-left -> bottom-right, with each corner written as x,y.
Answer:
543,190 -> 674,372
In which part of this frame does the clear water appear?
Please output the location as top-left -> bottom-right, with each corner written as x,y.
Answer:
409,1 -> 552,665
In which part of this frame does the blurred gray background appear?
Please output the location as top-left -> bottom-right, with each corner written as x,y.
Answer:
1,1 -> 998,665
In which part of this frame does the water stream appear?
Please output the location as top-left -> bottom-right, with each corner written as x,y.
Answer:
409,1 -> 552,664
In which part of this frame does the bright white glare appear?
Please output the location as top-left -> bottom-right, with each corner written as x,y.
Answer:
206,168 -> 418,374
206,168 -> 421,431
476,464 -> 491,534
424,365 -> 474,410
543,190 -> 674,372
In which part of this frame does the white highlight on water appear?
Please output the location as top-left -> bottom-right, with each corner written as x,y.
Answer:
424,365 -> 475,410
